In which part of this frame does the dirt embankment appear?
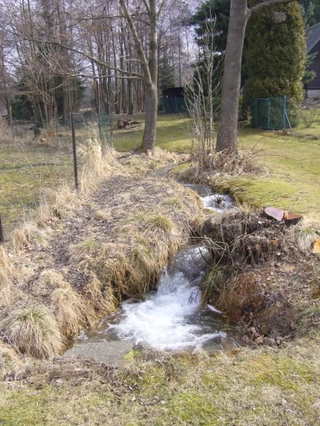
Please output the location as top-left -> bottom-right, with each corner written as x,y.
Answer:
200,211 -> 320,346
0,152 -> 207,361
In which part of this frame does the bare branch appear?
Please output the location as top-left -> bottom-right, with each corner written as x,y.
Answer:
141,0 -> 151,15
10,29 -> 144,80
119,0 -> 151,84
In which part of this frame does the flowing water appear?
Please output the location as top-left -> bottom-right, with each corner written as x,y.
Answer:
66,188 -> 237,362
79,246 -> 229,353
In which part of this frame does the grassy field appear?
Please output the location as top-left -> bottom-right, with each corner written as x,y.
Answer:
0,110 -> 320,425
1,110 -> 320,234
0,339 -> 319,425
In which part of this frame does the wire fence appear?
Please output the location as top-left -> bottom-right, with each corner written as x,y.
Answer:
0,111 -> 116,237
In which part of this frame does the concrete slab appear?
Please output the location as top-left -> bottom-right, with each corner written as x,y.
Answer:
63,341 -> 133,367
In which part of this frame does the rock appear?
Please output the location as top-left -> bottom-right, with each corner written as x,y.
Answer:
263,207 -> 284,222
283,212 -> 303,226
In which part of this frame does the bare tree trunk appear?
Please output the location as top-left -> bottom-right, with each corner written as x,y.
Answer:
216,0 -> 249,153
141,0 -> 158,152
143,82 -> 158,151
120,0 -> 158,153
216,0 -> 296,153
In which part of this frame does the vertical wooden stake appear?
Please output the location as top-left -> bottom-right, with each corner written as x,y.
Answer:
70,113 -> 79,189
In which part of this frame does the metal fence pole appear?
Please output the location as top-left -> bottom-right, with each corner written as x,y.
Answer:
70,113 -> 79,189
0,214 -> 4,243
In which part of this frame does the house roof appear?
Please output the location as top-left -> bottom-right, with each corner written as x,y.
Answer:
307,22 -> 320,53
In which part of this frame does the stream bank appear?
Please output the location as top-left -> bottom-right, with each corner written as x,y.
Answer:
0,152 -> 319,365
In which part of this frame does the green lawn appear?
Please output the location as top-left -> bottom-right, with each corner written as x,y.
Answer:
0,340 -> 319,425
1,112 -> 320,234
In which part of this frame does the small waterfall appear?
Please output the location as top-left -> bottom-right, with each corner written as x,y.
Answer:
183,183 -> 237,213
71,188 -> 237,356
104,247 -> 226,352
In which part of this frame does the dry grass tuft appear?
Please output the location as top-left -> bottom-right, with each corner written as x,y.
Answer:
39,184 -> 80,221
70,238 -> 100,259
93,209 -> 112,221
84,273 -> 117,314
293,224 -> 318,253
98,243 -> 144,297
69,239 -> 101,271
216,271 -> 264,316
0,305 -> 64,359
179,146 -> 262,183
0,246 -> 14,308
51,287 -> 91,337
11,223 -> 50,251
0,340 -> 24,378
109,213 -> 183,295
30,269 -> 96,336
130,244 -> 163,291
120,212 -> 181,253
31,269 -> 69,297
78,140 -> 115,193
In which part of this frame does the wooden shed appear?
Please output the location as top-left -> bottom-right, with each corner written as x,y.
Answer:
161,87 -> 186,114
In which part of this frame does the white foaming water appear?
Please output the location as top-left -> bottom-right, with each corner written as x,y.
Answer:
107,248 -> 226,351
201,194 -> 236,212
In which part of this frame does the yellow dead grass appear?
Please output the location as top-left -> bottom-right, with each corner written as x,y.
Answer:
0,305 -> 64,359
31,270 -> 97,337
0,246 -> 17,309
31,269 -> 69,297
0,147 -> 207,359
84,272 -> 117,314
51,287 -> 90,338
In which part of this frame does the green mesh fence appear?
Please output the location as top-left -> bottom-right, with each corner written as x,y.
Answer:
252,96 -> 291,130
98,112 -> 113,148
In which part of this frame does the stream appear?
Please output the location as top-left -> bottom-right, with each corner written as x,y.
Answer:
64,186 -> 238,364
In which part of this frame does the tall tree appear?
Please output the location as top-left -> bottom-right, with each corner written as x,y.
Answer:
244,1 -> 305,126
190,0 -> 230,55
216,0 -> 299,153
119,0 -> 159,152
299,0 -> 320,26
